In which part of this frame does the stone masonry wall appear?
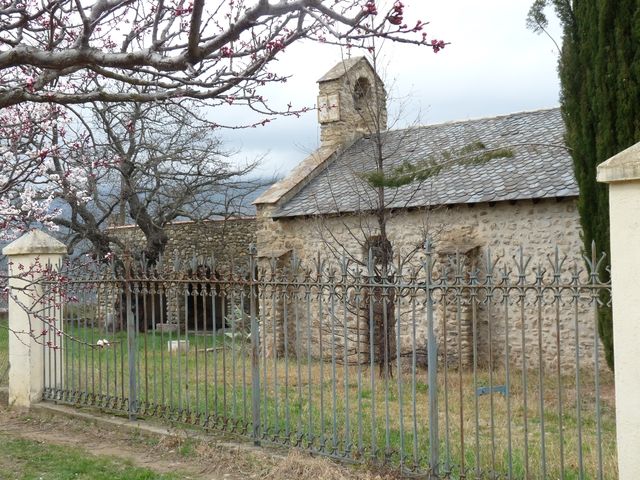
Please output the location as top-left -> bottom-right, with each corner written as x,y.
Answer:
108,217 -> 256,271
256,198 -> 605,370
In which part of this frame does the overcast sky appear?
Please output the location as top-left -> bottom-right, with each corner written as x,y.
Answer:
218,1 -> 563,177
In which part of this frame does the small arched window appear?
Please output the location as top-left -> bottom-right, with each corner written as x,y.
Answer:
353,77 -> 371,111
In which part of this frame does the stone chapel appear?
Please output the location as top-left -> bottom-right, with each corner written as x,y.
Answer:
253,57 -> 599,369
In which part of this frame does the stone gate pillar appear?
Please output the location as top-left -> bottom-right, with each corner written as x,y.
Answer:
2,230 -> 66,408
597,142 -> 640,479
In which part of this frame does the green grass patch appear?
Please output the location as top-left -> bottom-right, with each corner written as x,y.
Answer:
0,437 -> 180,479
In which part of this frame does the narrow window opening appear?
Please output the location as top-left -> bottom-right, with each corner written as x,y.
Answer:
354,77 -> 371,112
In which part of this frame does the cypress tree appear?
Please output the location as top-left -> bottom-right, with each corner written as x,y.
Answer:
528,0 -> 640,369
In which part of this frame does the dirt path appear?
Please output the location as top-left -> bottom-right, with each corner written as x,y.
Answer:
0,402 -> 392,480
0,403 -> 279,479
0,405 -> 261,479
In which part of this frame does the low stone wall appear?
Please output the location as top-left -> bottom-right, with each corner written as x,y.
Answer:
108,217 -> 257,271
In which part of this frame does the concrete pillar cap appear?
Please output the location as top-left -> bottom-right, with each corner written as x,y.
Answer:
2,229 -> 67,256
597,141 -> 640,183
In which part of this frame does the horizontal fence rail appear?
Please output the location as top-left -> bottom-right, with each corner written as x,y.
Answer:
41,244 -> 615,479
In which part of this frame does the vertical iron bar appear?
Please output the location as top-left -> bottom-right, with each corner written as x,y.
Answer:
159,283 -> 165,413
105,285 -> 110,406
519,248 -> 530,479
284,282 -> 291,442
183,284 -> 189,418
65,288 -> 69,402
368,254 -> 377,460
96,287 -> 103,405
330,274 -> 338,454
44,285 -> 50,395
227,285 -> 238,421
261,281 -> 268,440
456,251 -> 466,478
231,287 -> 238,422
442,276 -> 451,475
152,282 -> 158,411
425,240 -> 439,477
76,291 -> 81,401
573,269 -> 584,480
195,279 -> 201,421
471,262 -> 480,477
356,284 -> 363,457
553,252 -> 565,480
503,272 -> 513,479
168,286 -> 175,415
249,246 -> 261,446
411,287 -> 418,469
208,277 -> 216,422
134,283 -> 141,412
383,279 -> 391,461
90,288 -> 96,402
306,284 -> 313,448
83,288 -> 89,402
382,277 -> 391,461
43,294 -> 48,395
119,292 -> 124,408
536,266 -> 547,480
591,244 -> 604,480
295,282 -> 303,443
221,290 -> 228,419
487,254 -> 496,479
126,280 -> 137,420
142,284 -> 149,413
342,269 -> 351,457
395,275 -> 405,471
272,279 -> 279,439
53,280 -> 58,398
241,289 -> 248,428
318,271 -> 326,451
212,281 -> 218,418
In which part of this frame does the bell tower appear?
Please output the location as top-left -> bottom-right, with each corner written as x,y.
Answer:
317,57 -> 387,148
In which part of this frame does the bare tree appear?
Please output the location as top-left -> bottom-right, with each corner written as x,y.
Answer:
51,98 -> 265,264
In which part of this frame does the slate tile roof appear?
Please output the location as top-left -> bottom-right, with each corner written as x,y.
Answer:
273,108 -> 577,218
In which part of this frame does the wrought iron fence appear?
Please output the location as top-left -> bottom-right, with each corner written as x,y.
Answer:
41,243 -> 615,479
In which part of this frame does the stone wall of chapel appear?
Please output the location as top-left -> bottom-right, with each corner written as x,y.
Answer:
257,199 -> 582,261
256,198 -> 606,370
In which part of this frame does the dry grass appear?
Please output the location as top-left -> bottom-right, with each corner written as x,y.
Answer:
263,450 -> 353,480
262,450 -> 401,480
153,435 -> 399,480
